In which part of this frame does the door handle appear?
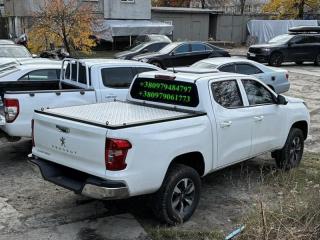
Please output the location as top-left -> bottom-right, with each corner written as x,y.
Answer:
220,121 -> 232,128
254,116 -> 264,122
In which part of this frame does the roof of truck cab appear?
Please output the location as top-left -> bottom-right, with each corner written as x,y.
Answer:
75,58 -> 159,68
137,70 -> 250,83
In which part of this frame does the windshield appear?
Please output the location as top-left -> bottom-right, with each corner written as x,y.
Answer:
191,61 -> 218,69
268,34 -> 294,44
130,42 -> 149,52
159,42 -> 180,54
0,46 -> 31,58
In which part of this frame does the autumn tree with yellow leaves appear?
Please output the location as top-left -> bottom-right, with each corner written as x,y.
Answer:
263,0 -> 320,19
28,0 -> 96,54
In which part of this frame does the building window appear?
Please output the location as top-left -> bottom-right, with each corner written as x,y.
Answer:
121,0 -> 135,3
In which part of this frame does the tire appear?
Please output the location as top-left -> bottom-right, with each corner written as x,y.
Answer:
150,61 -> 164,69
275,128 -> 304,170
152,164 -> 201,225
314,54 -> 320,66
295,61 -> 304,65
269,52 -> 283,67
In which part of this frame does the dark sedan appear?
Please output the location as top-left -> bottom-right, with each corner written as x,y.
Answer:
114,41 -> 170,60
132,41 -> 230,69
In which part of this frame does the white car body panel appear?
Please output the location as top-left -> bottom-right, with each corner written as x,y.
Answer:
0,59 -> 160,138
172,57 -> 290,94
32,71 -> 310,197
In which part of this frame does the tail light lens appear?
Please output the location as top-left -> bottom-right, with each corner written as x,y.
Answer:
286,73 -> 289,80
105,138 -> 132,171
4,98 -> 19,123
31,119 -> 35,147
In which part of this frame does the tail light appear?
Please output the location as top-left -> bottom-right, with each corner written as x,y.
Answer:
286,73 -> 289,80
4,98 -> 19,123
105,138 -> 132,171
31,119 -> 35,147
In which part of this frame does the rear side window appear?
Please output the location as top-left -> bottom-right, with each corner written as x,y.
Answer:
19,69 -> 60,81
211,80 -> 243,108
130,78 -> 199,107
147,43 -> 166,52
101,67 -> 134,88
242,79 -> 275,105
236,64 -> 262,75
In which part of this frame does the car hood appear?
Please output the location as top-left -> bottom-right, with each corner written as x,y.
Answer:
250,43 -> 283,48
133,52 -> 163,60
285,96 -> 304,104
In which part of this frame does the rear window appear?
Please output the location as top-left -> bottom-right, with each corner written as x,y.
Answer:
130,78 -> 199,107
101,67 -> 135,88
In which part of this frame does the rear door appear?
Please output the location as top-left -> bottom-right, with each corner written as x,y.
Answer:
190,43 -> 211,64
240,79 -> 284,155
171,43 -> 191,67
210,79 -> 252,168
235,63 -> 265,81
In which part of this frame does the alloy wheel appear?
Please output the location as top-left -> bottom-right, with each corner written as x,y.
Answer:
171,178 -> 196,219
289,136 -> 302,167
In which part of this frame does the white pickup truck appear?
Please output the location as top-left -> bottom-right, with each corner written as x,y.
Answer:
30,71 -> 310,224
0,58 -> 159,140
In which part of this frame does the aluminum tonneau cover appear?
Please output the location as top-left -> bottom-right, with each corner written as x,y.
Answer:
35,101 -> 206,129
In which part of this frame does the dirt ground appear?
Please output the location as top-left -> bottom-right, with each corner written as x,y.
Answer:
0,61 -> 319,239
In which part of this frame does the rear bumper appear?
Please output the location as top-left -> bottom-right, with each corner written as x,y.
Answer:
29,156 -> 130,200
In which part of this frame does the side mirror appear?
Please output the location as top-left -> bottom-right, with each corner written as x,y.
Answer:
288,42 -> 292,47
277,94 -> 288,105
170,52 -> 175,56
142,49 -> 148,53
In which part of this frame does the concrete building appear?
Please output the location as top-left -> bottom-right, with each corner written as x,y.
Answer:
4,0 -> 172,45
151,7 -> 220,41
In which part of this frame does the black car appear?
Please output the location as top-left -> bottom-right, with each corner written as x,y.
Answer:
132,41 -> 230,69
247,26 -> 320,67
114,41 -> 170,60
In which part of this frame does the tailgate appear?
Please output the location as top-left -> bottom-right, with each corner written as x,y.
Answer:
32,112 -> 107,178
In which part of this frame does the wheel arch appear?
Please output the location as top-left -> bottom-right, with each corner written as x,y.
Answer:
291,120 -> 308,140
168,152 -> 205,177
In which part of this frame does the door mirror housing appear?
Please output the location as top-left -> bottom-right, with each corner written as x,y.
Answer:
277,94 -> 288,105
170,51 -> 175,56
141,49 -> 148,53
288,42 -> 292,47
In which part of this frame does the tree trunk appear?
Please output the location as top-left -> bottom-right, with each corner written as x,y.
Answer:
240,0 -> 246,14
297,0 -> 305,19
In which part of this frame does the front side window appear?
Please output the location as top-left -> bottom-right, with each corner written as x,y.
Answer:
242,79 -> 275,105
191,43 -> 206,52
219,64 -> 236,73
236,64 -> 262,75
19,69 -> 60,81
211,80 -> 243,108
174,44 -> 189,54
101,67 -> 134,88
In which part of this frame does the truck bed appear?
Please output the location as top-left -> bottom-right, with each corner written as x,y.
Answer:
36,101 -> 206,129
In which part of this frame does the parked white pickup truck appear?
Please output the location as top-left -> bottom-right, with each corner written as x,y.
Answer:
0,58 -> 159,139
30,71 -> 310,224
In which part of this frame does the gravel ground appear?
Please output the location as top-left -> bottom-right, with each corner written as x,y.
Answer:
0,60 -> 319,239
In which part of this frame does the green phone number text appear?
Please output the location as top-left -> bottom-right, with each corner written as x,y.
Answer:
139,91 -> 191,103
140,81 -> 192,93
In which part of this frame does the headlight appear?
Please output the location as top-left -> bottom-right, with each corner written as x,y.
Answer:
262,48 -> 271,52
139,58 -> 149,63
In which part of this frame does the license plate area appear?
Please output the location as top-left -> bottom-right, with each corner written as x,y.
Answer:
248,52 -> 256,57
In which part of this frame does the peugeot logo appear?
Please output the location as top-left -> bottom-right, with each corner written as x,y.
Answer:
60,137 -> 66,147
